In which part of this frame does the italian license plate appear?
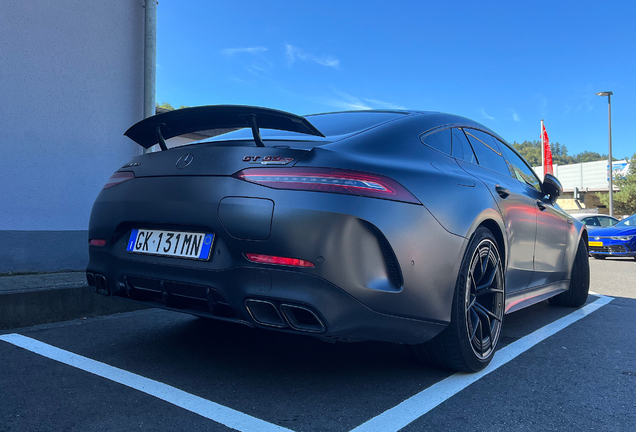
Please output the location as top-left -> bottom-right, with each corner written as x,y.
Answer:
127,229 -> 214,260
589,241 -> 603,247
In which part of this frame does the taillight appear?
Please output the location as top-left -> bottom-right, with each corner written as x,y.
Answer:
245,253 -> 315,268
233,168 -> 420,204
89,239 -> 106,246
102,171 -> 135,189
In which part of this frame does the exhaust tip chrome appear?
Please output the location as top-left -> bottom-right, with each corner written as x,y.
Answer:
95,274 -> 109,295
280,304 -> 326,333
244,299 -> 286,328
86,272 -> 97,292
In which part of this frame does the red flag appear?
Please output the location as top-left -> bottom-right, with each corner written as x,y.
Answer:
542,123 -> 553,176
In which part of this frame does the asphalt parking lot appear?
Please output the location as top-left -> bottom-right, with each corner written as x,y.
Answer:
1,258 -> 635,432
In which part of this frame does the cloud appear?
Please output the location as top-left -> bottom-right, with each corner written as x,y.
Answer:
511,110 -> 520,122
325,91 -> 405,111
222,47 -> 273,75
221,47 -> 268,56
480,108 -> 495,121
363,98 -> 407,110
285,44 -> 340,68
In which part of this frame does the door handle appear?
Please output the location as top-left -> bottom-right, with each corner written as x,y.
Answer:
495,185 -> 510,199
537,200 -> 547,211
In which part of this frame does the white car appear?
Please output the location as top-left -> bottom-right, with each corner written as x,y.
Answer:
572,213 -> 619,230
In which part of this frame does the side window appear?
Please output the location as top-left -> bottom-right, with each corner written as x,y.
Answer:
499,142 -> 542,191
464,129 -> 511,176
582,217 -> 599,226
421,128 -> 451,155
451,128 -> 477,164
598,217 -> 615,227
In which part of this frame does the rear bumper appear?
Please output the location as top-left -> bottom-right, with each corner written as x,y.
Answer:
88,175 -> 466,344
86,251 -> 447,344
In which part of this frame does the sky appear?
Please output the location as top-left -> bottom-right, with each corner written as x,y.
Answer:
156,0 -> 636,160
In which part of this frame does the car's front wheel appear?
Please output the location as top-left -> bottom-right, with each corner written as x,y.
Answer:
411,227 -> 504,372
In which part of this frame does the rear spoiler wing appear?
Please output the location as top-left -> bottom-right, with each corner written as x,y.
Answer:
124,105 -> 325,150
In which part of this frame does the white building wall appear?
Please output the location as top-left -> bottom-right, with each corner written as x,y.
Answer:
533,160 -> 629,192
0,0 -> 145,272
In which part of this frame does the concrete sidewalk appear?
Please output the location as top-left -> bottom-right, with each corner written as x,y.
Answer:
0,271 -> 145,329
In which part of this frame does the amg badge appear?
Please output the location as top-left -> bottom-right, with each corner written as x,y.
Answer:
243,156 -> 294,165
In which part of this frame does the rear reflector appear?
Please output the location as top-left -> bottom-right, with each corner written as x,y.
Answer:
102,171 -> 135,190
245,253 -> 315,268
89,239 -> 106,246
234,168 -> 420,204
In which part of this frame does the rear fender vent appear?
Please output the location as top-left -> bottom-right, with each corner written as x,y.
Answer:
364,222 -> 403,288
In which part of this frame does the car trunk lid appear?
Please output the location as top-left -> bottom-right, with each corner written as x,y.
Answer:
121,145 -> 311,177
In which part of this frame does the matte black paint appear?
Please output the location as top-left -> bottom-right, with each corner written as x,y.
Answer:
88,108 -> 585,344
218,197 -> 274,241
125,105 -> 325,148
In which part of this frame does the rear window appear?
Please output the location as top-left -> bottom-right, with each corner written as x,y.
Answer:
203,111 -> 407,142
305,111 -> 407,136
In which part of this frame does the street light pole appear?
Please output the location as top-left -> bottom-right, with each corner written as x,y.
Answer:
596,91 -> 613,217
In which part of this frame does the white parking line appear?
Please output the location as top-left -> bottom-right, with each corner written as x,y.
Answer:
0,295 -> 614,432
350,294 -> 614,432
0,333 -> 293,432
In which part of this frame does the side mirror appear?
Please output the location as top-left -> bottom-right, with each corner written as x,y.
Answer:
542,173 -> 562,204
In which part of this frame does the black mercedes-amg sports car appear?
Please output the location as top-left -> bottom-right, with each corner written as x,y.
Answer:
87,105 -> 590,372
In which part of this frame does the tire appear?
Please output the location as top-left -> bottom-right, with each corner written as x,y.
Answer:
410,227 -> 505,372
549,236 -> 590,307
592,255 -> 605,260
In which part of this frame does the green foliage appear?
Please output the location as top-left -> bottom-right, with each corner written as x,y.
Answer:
157,102 -> 175,110
156,102 -> 189,110
511,140 -> 541,166
511,140 -> 612,167
575,151 -> 606,163
599,153 -> 636,215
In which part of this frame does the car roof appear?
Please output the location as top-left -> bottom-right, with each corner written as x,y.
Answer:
572,214 -> 618,220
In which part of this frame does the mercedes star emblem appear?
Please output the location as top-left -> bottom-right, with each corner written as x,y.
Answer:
176,154 -> 194,169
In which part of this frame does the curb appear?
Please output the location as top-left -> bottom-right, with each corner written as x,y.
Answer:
0,273 -> 147,329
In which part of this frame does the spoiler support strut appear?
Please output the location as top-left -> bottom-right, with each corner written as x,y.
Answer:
156,125 -> 168,151
249,115 -> 265,147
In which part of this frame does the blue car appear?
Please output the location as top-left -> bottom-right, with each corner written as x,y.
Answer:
588,213 -> 636,260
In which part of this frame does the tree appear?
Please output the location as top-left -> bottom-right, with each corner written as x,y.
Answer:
599,153 -> 636,215
512,140 -> 541,166
511,140 -> 573,166
156,102 -> 189,110
511,140 -> 618,167
572,151 -> 606,164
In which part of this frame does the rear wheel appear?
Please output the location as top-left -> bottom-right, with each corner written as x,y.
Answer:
549,237 -> 590,307
411,227 -> 504,372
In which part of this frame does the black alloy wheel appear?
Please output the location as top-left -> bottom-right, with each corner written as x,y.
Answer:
464,237 -> 505,360
410,227 -> 505,372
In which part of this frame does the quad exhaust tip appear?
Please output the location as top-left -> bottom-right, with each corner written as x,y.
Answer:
244,299 -> 286,328
86,272 -> 110,295
95,275 -> 109,295
280,304 -> 325,333
244,299 -> 326,333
